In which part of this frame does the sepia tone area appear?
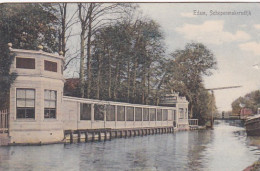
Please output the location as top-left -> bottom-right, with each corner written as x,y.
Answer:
1,2 -> 260,171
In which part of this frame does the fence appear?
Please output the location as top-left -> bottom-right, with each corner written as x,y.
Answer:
0,109 -> 8,133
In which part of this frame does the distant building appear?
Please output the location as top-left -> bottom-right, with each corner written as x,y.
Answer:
240,108 -> 253,119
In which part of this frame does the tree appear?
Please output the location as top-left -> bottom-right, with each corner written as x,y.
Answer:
160,43 -> 217,124
90,17 -> 165,105
0,44 -> 16,110
0,4 -> 59,52
0,3 -> 60,109
77,3 -> 135,98
55,3 -> 78,59
232,90 -> 260,115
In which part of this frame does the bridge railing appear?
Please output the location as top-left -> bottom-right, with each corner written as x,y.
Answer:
188,119 -> 198,127
0,109 -> 8,133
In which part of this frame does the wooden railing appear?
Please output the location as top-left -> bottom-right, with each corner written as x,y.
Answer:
189,119 -> 198,127
0,109 -> 8,133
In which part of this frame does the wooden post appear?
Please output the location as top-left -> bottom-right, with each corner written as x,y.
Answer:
98,132 -> 101,141
109,131 -> 112,140
85,132 -> 88,142
92,132 -> 95,142
104,131 -> 107,141
125,130 -> 127,138
78,132 -> 81,143
70,132 -> 73,144
115,131 -> 118,138
120,131 -> 123,138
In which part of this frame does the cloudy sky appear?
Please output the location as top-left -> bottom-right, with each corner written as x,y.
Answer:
64,3 -> 260,112
137,3 -> 260,111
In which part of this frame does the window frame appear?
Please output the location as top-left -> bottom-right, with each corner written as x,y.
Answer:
163,109 -> 168,121
16,88 -> 35,119
126,106 -> 134,121
135,107 -> 142,121
80,103 -> 91,120
150,108 -> 156,121
143,108 -> 149,121
44,60 -> 58,72
94,104 -> 105,121
106,105 -> 115,121
16,57 -> 35,69
44,90 -> 57,119
117,106 -> 125,121
157,109 -> 162,121
179,108 -> 184,119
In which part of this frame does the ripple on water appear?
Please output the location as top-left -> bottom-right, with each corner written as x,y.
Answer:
0,120 -> 259,171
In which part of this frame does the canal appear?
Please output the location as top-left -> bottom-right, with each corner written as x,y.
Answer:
0,120 -> 260,171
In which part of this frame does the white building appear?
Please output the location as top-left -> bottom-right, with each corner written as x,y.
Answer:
7,45 -> 189,145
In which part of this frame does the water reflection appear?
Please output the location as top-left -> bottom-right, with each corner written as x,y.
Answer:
0,120 -> 259,171
186,130 -> 213,171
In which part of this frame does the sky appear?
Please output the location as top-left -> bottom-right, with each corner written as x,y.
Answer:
63,3 -> 260,112
137,3 -> 260,111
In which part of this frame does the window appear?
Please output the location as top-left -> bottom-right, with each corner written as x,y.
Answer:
126,107 -> 134,121
157,109 -> 162,121
117,106 -> 125,121
150,108 -> 156,121
173,110 -> 176,121
44,60 -> 57,72
94,104 -> 104,121
143,108 -> 149,121
168,110 -> 173,121
16,89 -> 35,119
106,105 -> 115,121
179,108 -> 184,119
135,107 -> 142,121
163,109 -> 168,121
80,103 -> 91,120
16,57 -> 35,69
44,90 -> 57,118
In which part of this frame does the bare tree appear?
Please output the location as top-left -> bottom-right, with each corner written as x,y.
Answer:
77,2 -> 135,98
55,3 -> 78,70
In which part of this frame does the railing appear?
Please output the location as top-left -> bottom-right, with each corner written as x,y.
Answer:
0,109 -> 8,133
189,119 -> 198,127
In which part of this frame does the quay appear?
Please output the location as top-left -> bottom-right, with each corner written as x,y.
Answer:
64,126 -> 174,144
0,45 -> 198,146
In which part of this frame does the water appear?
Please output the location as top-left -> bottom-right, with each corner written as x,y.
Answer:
0,120 -> 259,171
